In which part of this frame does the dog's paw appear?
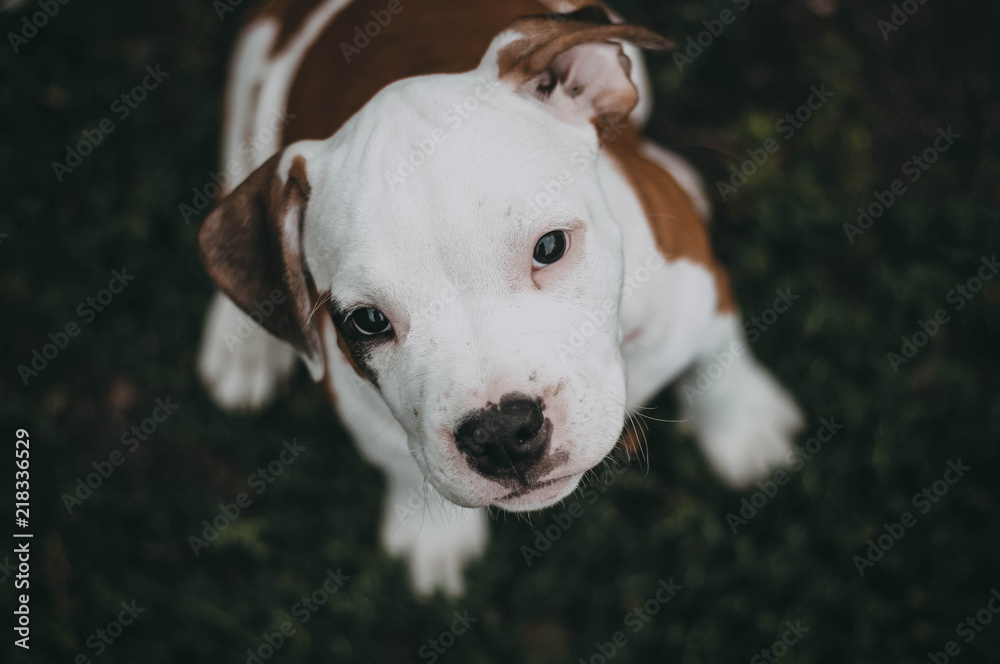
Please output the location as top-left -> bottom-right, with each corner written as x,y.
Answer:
682,360 -> 804,488
197,293 -> 297,411
382,497 -> 488,597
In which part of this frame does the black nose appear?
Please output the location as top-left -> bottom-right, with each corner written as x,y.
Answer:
454,394 -> 551,481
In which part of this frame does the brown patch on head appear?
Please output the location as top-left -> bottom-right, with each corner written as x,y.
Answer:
603,125 -> 736,313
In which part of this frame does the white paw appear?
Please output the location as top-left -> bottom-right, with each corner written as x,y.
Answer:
682,359 -> 804,488
197,293 -> 298,412
382,490 -> 489,597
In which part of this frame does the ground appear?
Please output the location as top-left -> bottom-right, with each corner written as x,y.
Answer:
2,0 -> 999,662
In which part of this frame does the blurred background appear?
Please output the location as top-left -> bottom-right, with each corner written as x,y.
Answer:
2,0 -> 999,662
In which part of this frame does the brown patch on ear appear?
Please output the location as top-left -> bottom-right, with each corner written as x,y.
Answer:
604,125 -> 736,313
498,7 -> 672,82
199,150 -> 325,363
497,6 -> 672,125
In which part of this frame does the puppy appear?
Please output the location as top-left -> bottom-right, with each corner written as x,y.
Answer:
197,0 -> 803,595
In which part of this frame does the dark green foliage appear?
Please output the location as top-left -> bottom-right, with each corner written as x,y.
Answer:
2,0 -> 998,662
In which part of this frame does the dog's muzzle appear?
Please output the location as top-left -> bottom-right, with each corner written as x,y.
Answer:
454,393 -> 552,482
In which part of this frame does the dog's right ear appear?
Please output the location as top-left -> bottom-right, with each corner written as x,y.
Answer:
489,6 -> 673,127
198,141 -> 326,380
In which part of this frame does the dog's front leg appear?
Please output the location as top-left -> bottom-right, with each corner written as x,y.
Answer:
197,292 -> 298,411
675,313 -> 805,487
378,457 -> 489,598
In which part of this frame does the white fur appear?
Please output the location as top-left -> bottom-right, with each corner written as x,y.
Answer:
594,149 -> 719,408
197,292 -> 297,411
302,73 -> 629,511
676,315 -> 805,486
199,2 -> 803,595
219,21 -> 278,193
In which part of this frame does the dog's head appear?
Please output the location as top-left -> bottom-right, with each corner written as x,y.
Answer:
200,8 -> 671,511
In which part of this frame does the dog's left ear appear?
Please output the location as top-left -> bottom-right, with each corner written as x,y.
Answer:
199,141 -> 327,380
493,5 -> 673,126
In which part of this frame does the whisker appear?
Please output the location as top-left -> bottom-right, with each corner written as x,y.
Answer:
305,290 -> 332,326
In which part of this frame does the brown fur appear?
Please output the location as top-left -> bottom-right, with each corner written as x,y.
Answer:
199,153 -> 326,361
496,7 -> 672,84
603,126 -> 736,313
280,0 -> 553,145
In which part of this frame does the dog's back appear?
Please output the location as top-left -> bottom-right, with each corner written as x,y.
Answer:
222,0 -> 565,190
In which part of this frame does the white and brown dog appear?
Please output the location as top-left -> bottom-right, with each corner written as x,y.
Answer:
197,0 -> 803,595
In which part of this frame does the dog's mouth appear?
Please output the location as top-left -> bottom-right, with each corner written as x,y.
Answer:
492,473 -> 580,511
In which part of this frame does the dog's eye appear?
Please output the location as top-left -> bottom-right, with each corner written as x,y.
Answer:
533,231 -> 568,268
349,308 -> 393,336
